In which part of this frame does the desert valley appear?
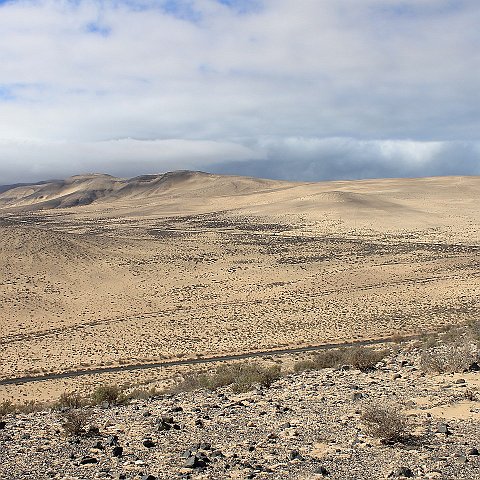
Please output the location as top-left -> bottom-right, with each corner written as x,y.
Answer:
1,171 -> 479,401
1,171 -> 480,479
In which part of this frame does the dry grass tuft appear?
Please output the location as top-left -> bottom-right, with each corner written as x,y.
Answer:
361,403 -> 410,443
420,342 -> 475,373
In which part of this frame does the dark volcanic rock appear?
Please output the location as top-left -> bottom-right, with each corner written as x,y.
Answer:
112,446 -> 123,457
389,466 -> 415,477
314,465 -> 330,476
143,438 -> 156,448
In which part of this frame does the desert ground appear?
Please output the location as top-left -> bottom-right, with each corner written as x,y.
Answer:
0,171 -> 479,401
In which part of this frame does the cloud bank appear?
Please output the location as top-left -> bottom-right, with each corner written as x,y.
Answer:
0,0 -> 479,183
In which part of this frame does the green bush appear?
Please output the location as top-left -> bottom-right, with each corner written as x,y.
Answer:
91,384 -> 124,406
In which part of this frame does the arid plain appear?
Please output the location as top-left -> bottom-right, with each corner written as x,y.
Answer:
1,171 -> 479,402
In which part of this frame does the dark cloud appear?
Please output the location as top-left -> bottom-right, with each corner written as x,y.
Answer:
208,139 -> 480,181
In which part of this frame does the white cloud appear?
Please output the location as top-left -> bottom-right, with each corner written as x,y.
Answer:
0,0 -> 479,182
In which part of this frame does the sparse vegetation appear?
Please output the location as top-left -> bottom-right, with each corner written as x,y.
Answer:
0,400 -> 16,416
127,386 -> 161,401
344,346 -> 388,371
174,362 -> 282,393
293,346 -> 388,373
361,403 -> 410,443
0,399 -> 45,415
464,388 -> 478,401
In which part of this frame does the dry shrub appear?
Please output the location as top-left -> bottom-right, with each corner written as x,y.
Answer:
56,392 -> 85,410
313,349 -> 346,369
62,410 -> 91,436
466,320 -> 480,348
293,360 -> 317,373
127,387 -> 161,401
16,400 -> 43,414
420,333 -> 439,350
174,362 -> 282,393
420,342 -> 475,373
0,400 -> 44,415
464,389 -> 478,401
361,403 -> 410,443
344,346 -> 388,372
0,400 -> 16,416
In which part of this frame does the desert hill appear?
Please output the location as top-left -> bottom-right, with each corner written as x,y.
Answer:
1,172 -> 480,239
0,171 -> 288,211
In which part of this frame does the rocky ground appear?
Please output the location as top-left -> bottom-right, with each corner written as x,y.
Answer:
2,345 -> 480,480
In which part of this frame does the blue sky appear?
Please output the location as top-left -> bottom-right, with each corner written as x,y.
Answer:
0,0 -> 479,183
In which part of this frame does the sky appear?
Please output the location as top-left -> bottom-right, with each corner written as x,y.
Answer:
0,0 -> 480,183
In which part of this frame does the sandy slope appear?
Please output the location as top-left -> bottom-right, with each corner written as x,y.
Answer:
0,172 -> 479,401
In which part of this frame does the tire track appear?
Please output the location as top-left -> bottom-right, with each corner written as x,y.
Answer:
0,332 -> 426,386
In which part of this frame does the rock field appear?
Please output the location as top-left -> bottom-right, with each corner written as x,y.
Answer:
2,345 -> 480,479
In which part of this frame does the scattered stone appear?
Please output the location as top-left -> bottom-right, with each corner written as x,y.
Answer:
389,466 -> 415,478
80,456 -> 98,465
87,426 -> 100,436
468,448 -> 479,456
289,449 -> 303,460
183,456 -> 202,469
107,435 -> 119,446
157,420 -> 171,431
0,421 -> 6,430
